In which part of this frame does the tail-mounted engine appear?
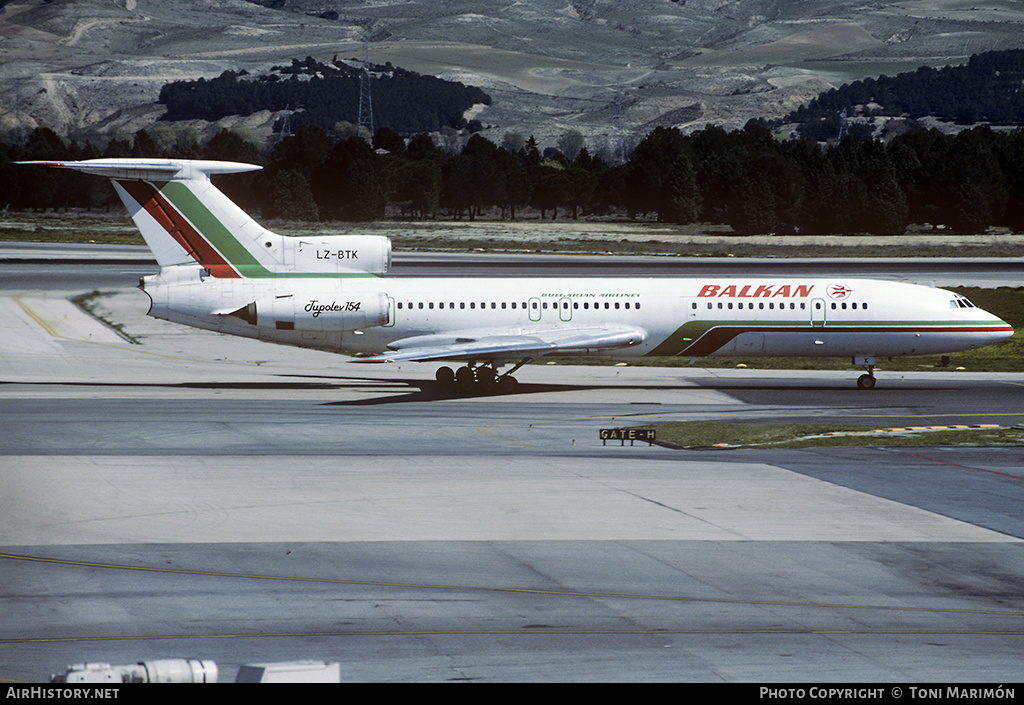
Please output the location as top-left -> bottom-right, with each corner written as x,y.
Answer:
278,235 -> 391,275
229,291 -> 391,331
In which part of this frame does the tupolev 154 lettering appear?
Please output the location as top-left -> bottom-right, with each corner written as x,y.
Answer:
21,158 -> 1014,392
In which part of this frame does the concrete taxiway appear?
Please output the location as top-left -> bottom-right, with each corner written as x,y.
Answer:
1,254 -> 1023,682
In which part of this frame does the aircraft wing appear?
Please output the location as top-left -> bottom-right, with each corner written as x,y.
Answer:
353,325 -> 646,363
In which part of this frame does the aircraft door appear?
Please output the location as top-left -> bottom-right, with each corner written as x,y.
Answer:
529,297 -> 541,322
682,297 -> 699,321
811,298 -> 826,327
559,297 -> 572,321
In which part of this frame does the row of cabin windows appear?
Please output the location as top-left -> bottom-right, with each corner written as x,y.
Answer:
695,301 -> 869,311
396,300 -> 641,311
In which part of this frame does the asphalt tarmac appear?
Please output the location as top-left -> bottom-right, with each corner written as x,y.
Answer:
1,251 -> 1022,683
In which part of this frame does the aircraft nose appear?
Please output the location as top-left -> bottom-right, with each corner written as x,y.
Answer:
987,310 -> 1014,341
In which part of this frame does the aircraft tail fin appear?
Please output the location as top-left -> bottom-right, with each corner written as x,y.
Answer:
19,159 -> 273,278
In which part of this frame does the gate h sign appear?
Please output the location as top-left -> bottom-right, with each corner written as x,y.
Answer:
600,428 -> 656,446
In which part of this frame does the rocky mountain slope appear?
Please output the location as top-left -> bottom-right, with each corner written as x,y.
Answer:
2,0 -> 1023,149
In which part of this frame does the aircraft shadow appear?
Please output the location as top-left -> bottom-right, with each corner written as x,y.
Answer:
319,381 -> 594,406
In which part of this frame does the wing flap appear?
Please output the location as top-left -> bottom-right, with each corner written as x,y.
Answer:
354,326 -> 646,363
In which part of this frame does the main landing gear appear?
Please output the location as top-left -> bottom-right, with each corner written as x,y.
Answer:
435,360 -> 530,395
854,357 -> 876,390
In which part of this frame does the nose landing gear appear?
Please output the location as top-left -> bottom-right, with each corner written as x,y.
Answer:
857,371 -> 876,390
854,357 -> 876,390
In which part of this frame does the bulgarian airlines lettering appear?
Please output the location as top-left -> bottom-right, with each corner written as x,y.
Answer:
697,284 -> 815,298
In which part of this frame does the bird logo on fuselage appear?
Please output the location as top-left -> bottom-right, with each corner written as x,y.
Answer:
828,284 -> 852,300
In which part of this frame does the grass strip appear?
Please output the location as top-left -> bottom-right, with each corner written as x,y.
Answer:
630,421 -> 1024,450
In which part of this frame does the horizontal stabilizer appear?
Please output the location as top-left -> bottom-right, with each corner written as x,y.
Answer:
17,159 -> 261,182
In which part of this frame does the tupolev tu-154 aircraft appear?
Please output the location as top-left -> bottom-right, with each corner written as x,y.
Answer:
22,158 -> 1014,392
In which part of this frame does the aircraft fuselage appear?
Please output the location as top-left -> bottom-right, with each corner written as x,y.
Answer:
141,268 -> 1012,362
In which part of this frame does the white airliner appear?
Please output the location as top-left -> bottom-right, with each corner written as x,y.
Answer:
23,158 -> 1014,391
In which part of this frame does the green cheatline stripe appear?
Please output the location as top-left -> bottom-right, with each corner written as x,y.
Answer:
227,265 -> 378,279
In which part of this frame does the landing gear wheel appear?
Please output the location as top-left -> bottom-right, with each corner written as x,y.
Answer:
476,367 -> 497,394
435,366 -> 455,386
497,375 -> 519,394
857,373 -> 876,390
455,366 -> 476,393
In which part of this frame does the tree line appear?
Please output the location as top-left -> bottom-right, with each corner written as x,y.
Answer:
4,121 -> 1024,235
158,56 -> 492,135
783,49 -> 1024,139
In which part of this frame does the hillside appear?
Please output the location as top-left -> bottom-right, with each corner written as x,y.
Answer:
2,0 -> 1024,149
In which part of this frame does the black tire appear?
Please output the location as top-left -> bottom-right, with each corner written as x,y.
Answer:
435,366 -> 455,385
857,374 -> 876,390
476,368 -> 496,393
455,366 -> 476,393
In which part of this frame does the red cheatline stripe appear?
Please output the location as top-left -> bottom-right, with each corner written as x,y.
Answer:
118,180 -> 240,278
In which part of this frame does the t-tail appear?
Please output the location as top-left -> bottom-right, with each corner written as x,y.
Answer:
18,158 -> 391,278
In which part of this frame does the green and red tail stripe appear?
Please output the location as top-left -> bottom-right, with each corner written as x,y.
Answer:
117,180 -> 242,278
